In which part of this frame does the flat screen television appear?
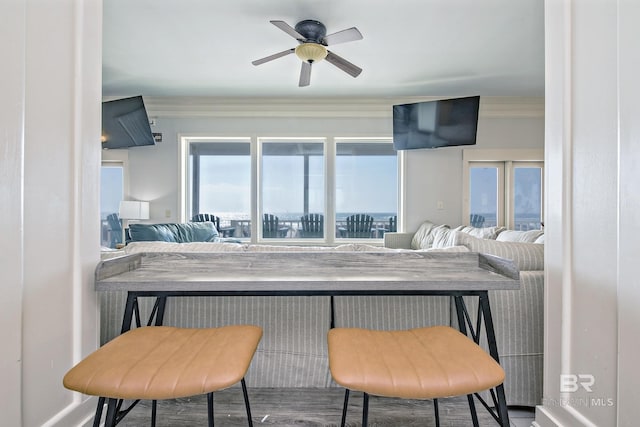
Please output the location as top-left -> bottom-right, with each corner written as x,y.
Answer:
392,96 -> 480,150
102,96 -> 155,149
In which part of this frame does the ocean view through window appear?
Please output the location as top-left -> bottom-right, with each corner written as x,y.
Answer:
467,159 -> 543,230
185,137 -> 398,243
100,163 -> 124,248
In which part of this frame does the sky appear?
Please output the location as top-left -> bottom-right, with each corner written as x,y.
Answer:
199,154 -> 398,218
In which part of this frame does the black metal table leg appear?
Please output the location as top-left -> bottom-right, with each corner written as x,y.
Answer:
155,296 -> 167,325
104,398 -> 118,427
330,295 -> 335,329
122,293 -> 168,334
478,293 -> 510,427
92,397 -> 105,427
121,293 -> 137,334
453,294 -> 510,427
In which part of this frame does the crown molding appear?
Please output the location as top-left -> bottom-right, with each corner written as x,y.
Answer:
104,96 -> 544,119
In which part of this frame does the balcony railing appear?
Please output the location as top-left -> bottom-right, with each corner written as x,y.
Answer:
226,219 -> 394,239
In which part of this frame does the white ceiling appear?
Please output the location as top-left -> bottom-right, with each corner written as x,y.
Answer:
102,0 -> 544,99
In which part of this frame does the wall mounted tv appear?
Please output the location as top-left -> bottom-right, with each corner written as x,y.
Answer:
392,95 -> 480,150
102,96 -> 155,149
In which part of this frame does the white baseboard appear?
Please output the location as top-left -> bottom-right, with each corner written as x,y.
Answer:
534,404 -> 600,427
41,395 -> 98,427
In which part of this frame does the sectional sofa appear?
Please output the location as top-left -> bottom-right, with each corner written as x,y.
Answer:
98,221 -> 544,407
384,221 -> 545,407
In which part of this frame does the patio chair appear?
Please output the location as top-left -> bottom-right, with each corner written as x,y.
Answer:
192,213 -> 221,231
470,214 -> 485,228
388,215 -> 398,232
344,214 -> 374,238
300,213 -> 324,238
106,213 -> 123,248
263,213 -> 288,238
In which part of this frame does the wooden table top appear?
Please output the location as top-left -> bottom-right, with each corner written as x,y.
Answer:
95,251 -> 520,294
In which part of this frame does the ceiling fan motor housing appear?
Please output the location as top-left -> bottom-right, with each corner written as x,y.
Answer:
295,20 -> 327,43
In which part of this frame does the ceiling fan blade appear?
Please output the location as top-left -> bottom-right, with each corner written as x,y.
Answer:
322,27 -> 363,46
270,20 -> 305,41
252,48 -> 295,66
325,51 -> 362,78
299,61 -> 312,87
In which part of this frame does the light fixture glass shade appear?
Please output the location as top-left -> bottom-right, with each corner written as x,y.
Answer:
295,43 -> 328,63
119,200 -> 150,220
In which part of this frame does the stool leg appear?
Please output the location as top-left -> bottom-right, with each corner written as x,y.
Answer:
207,392 -> 214,427
340,389 -> 350,427
104,398 -> 118,427
241,378 -> 253,427
151,400 -> 157,427
433,398 -> 440,427
362,392 -> 369,427
93,397 -> 105,427
467,394 -> 479,427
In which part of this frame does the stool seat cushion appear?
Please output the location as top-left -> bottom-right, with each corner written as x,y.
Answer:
328,325 -> 505,400
63,325 -> 262,400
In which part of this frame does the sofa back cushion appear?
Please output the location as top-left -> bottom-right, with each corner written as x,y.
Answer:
454,225 -> 506,239
496,229 -> 544,243
128,222 -> 219,243
454,232 -> 545,271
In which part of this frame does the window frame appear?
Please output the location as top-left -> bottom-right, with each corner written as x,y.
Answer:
257,137 -> 328,242
100,155 -> 128,248
181,135 -> 399,244
463,149 -> 544,229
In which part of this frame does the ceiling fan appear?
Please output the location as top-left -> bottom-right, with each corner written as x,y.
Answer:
252,19 -> 363,87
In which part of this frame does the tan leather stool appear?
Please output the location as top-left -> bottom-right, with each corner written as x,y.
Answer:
64,325 -> 262,427
328,325 -> 506,427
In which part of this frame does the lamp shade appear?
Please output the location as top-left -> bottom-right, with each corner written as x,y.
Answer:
119,201 -> 149,220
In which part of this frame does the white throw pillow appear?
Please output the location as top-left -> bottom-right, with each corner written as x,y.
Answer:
410,221 -> 438,249
430,227 -> 462,248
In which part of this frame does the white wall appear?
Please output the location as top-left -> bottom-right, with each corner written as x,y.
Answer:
536,0 -> 640,425
0,0 -> 102,426
120,97 -> 543,232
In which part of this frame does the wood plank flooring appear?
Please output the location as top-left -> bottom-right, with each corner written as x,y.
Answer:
110,387 -> 517,427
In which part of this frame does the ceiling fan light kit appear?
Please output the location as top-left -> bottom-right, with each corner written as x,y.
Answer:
295,43 -> 328,63
252,19 -> 363,87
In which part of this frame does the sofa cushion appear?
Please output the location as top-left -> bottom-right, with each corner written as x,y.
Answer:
419,245 -> 471,253
128,222 -> 219,243
496,229 -> 544,243
125,241 -> 245,253
454,232 -> 544,271
455,225 -> 506,240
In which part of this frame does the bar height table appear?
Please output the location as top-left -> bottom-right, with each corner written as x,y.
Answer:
95,251 -> 519,426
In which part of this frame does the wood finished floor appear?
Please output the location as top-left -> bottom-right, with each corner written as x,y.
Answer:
107,387 -> 533,427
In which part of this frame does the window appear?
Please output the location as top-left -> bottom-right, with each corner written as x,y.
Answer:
469,163 -> 503,227
464,150 -> 544,230
260,139 -> 325,239
184,137 -> 398,243
335,140 -> 398,239
189,139 -> 252,237
512,164 -> 543,230
101,163 -> 124,248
